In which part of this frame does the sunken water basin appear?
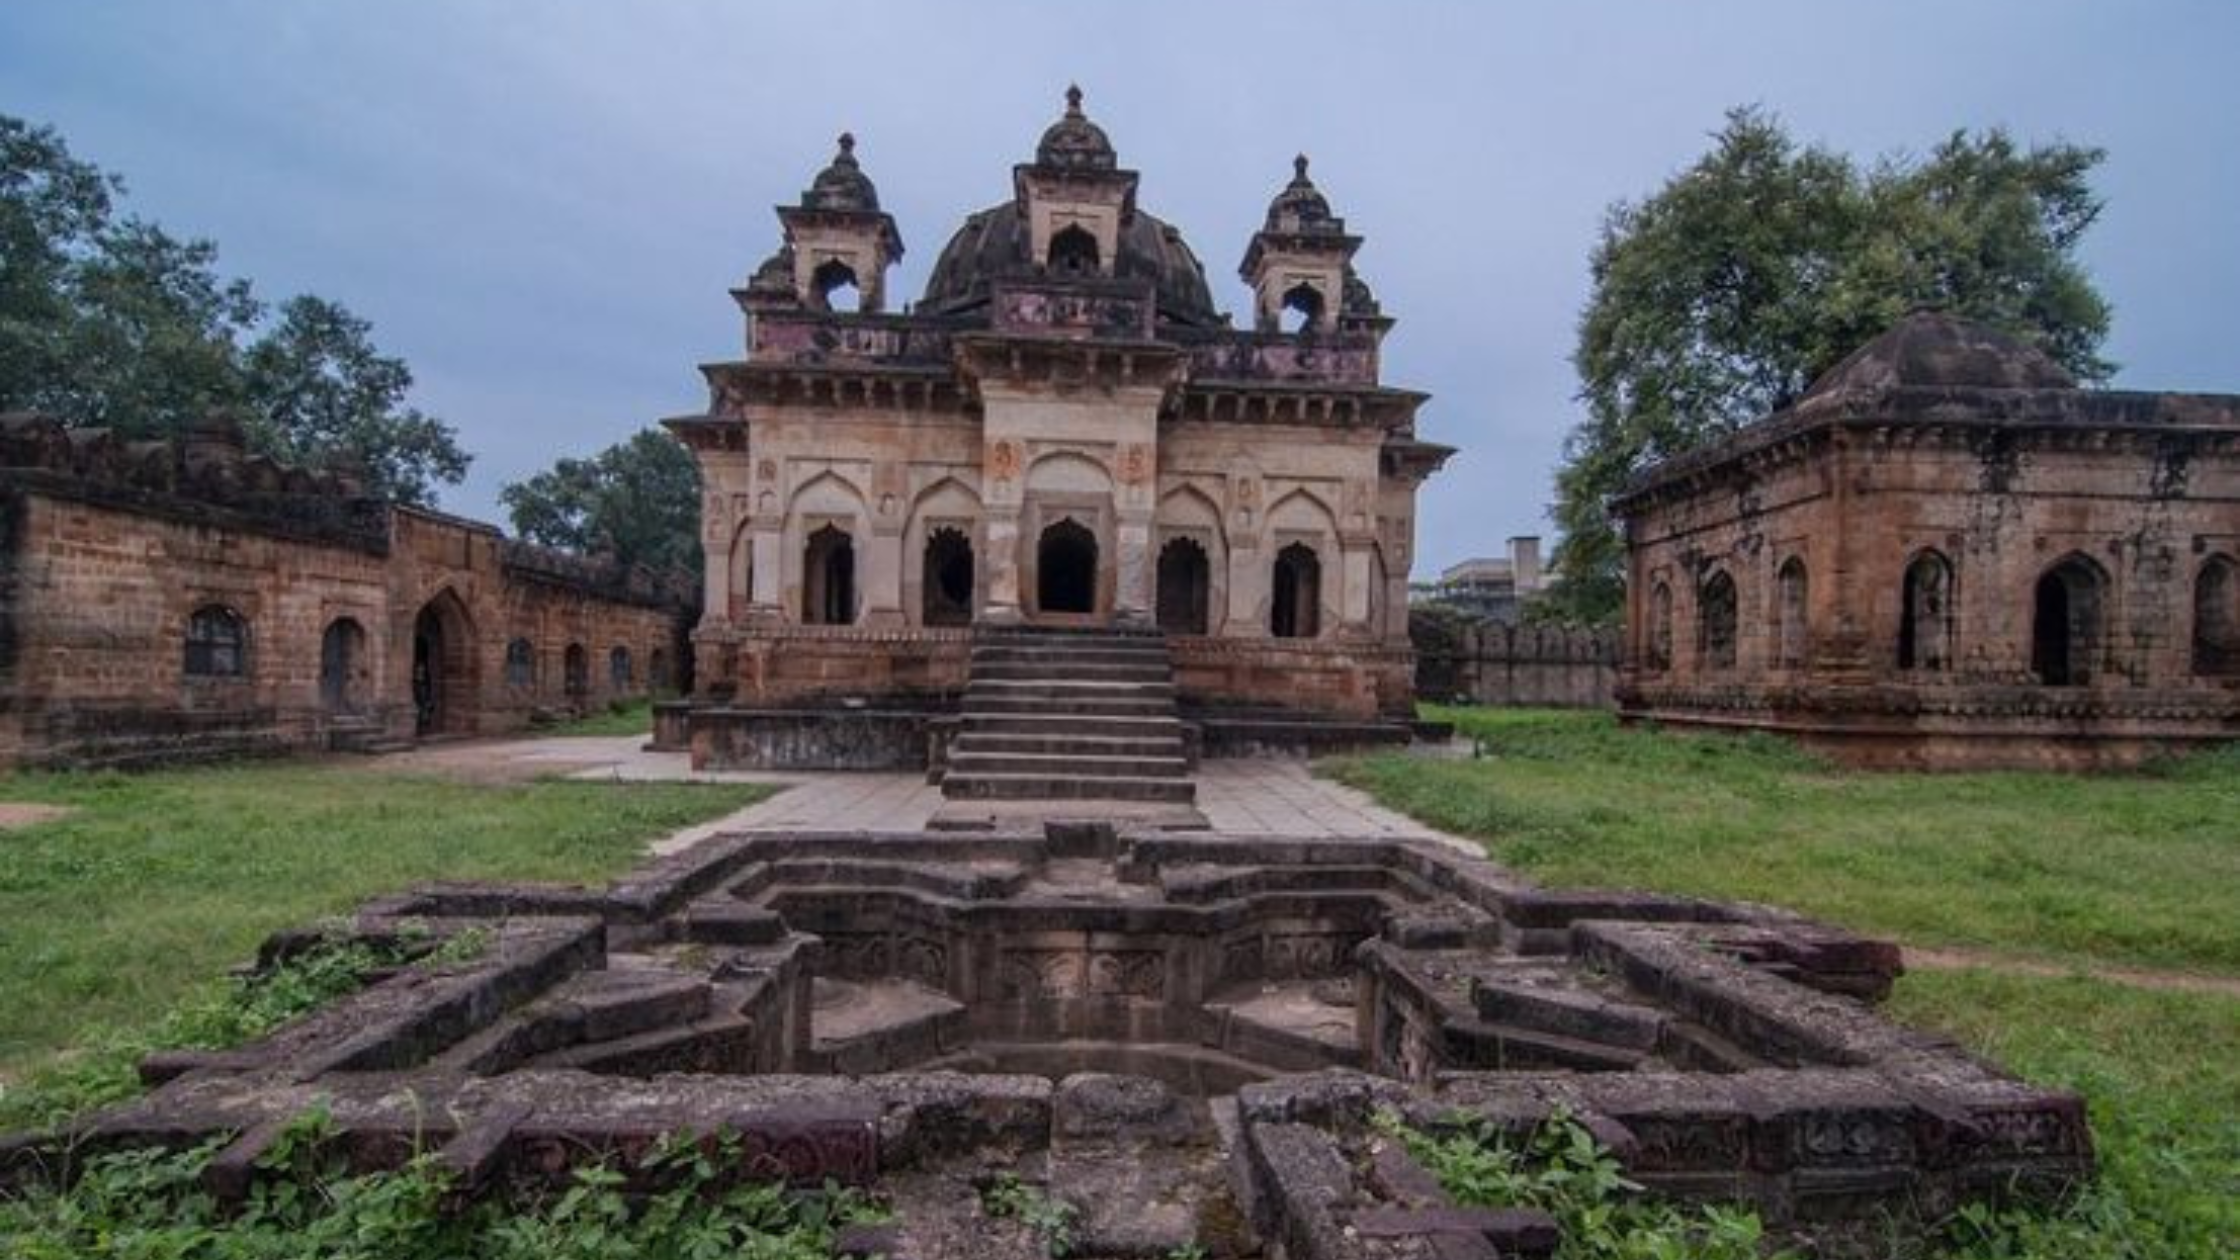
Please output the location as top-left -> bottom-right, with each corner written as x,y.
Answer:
2,823 -> 2090,1258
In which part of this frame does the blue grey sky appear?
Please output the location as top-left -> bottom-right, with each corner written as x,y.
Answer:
5,1 -> 2236,573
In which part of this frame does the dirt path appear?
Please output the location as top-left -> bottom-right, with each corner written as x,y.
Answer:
0,802 -> 75,830
1905,944 -> 2240,999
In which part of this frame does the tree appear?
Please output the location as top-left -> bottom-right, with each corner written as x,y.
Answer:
1544,107 -> 2112,624
242,296 -> 469,505
0,114 -> 468,505
501,427 -> 702,575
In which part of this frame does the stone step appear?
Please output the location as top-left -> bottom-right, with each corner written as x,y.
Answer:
967,677 -> 1176,698
970,644 -> 1173,666
940,772 -> 1197,803
960,712 -> 1188,740
949,732 -> 1185,758
968,659 -> 1174,683
944,751 -> 1191,779
962,693 -> 1179,718
976,625 -> 1164,643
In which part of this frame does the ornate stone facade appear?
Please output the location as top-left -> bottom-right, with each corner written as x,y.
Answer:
665,91 -> 1450,747
0,412 -> 692,768
1613,312 -> 2240,769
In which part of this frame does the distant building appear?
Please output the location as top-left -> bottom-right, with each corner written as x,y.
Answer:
1613,311 -> 2240,770
1418,537 -> 1545,622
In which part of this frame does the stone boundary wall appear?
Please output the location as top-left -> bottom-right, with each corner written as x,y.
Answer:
1412,609 -> 1619,709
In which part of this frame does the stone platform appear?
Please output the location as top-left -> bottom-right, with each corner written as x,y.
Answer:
2,820 -> 2091,1257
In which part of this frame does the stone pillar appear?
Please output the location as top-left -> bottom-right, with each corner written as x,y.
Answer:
1227,539 -> 1264,636
982,509 -> 1024,624
750,526 -> 784,616
1113,509 -> 1154,627
861,522 -> 905,629
1339,539 -> 1375,639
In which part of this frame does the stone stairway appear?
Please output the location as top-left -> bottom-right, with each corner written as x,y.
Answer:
940,625 -> 1196,804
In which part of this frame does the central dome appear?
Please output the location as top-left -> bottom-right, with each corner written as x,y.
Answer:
919,201 -> 1220,328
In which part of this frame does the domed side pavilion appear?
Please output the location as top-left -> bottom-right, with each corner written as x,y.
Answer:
1612,310 -> 2240,770
665,89 -> 1452,772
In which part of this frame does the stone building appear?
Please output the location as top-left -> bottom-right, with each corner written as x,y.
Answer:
666,90 -> 1450,782
1613,311 -> 2240,769
0,411 -> 692,768
1419,537 -> 1546,622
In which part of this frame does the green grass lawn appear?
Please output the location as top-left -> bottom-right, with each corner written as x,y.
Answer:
1327,707 -> 2240,973
1328,707 -> 2240,1256
541,697 -> 660,737
0,765 -> 767,1084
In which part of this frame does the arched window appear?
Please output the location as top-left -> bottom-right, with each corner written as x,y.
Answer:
609,646 -> 632,692
1036,519 -> 1098,615
319,617 -> 365,712
1898,551 -> 1954,672
1047,224 -> 1099,276
184,605 -> 248,678
1774,557 -> 1809,671
2033,555 -> 2106,687
811,258 -> 860,312
1280,282 -> 1325,335
1156,536 -> 1211,635
803,525 -> 856,625
1698,570 -> 1737,671
922,527 -> 975,627
1646,581 -> 1673,672
563,643 -> 589,700
2194,555 -> 2239,677
649,648 -> 672,692
504,638 -> 535,689
1271,542 -> 1322,639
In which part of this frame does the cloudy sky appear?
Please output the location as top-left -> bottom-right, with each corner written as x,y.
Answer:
5,1 -> 2236,572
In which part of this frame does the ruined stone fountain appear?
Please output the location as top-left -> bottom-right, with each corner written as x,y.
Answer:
2,822 -> 2090,1257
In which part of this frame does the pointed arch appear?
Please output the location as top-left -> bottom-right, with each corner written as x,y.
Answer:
2033,552 -> 2108,686
1697,568 -> 1738,672
1773,556 -> 1809,671
1646,580 -> 1674,672
2194,553 -> 2240,676
411,587 -> 477,736
1898,549 -> 1954,672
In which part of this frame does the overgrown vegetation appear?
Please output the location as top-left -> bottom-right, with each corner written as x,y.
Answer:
0,1109 -> 880,1259
1385,1110 -> 1794,1259
982,1171 -> 1079,1257
0,928 -> 483,1130
0,766 -> 767,1087
1329,708 -> 2240,972
544,696 -> 661,737
1335,708 -> 2239,1257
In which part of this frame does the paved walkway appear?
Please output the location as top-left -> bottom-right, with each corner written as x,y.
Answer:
356,733 -> 1472,854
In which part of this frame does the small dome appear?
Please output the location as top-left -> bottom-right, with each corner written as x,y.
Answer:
1802,310 -> 2076,401
1035,84 -> 1117,172
800,133 -> 879,212
1264,154 -> 1339,234
744,244 -> 796,300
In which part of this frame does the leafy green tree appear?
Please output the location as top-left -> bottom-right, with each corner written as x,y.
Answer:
1545,107 -> 2112,624
502,427 -> 702,574
0,113 -> 468,505
242,295 -> 468,504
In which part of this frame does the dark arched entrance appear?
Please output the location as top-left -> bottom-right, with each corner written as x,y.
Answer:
803,525 -> 856,626
2033,557 -> 2105,686
1037,519 -> 1097,616
1271,543 -> 1321,639
922,527 -> 975,627
1156,537 -> 1210,634
319,617 -> 365,714
411,593 -> 474,737
564,643 -> 589,705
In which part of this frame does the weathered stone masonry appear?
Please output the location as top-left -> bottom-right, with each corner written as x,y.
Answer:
0,412 -> 693,768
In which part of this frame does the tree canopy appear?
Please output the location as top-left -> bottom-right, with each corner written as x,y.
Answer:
501,427 -> 702,576
1543,107 -> 2112,624
0,114 -> 469,505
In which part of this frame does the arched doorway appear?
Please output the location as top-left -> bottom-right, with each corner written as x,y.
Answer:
803,525 -> 856,626
1156,537 -> 1210,634
412,592 -> 474,737
1037,519 -> 1098,616
319,617 -> 366,714
2033,557 -> 2105,686
564,643 -> 589,705
1271,543 -> 1321,639
922,527 -> 975,626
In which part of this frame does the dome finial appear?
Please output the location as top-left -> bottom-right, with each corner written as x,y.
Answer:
1064,83 -> 1084,116
837,131 -> 856,157
1294,153 -> 1310,182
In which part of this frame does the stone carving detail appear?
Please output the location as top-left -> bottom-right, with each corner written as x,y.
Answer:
1000,949 -> 1083,999
1264,933 -> 1348,980
897,936 -> 947,988
987,439 -> 1022,483
825,935 -> 890,979
1118,443 -> 1152,487
1087,950 -> 1164,998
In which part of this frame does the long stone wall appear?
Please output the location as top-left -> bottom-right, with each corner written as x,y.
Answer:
1412,609 -> 1618,709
